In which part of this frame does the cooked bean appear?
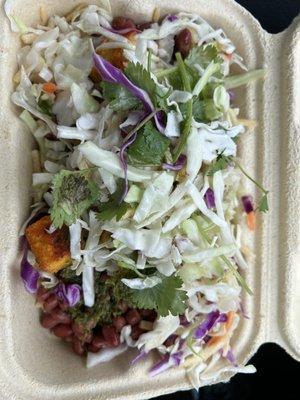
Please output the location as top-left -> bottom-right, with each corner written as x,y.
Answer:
139,320 -> 153,331
41,314 -> 58,329
52,324 -> 73,338
51,308 -> 72,324
140,309 -> 153,318
125,309 -> 141,325
112,316 -> 126,332
72,321 -> 84,338
87,343 -> 101,353
43,294 -> 58,313
102,326 -> 120,347
175,28 -> 192,58
36,286 -> 51,302
144,310 -> 157,322
58,300 -> 69,311
112,16 -> 136,30
100,230 -> 111,244
45,133 -> 57,141
131,325 -> 144,341
92,335 -> 106,350
137,21 -> 152,31
72,337 -> 85,356
164,334 -> 177,347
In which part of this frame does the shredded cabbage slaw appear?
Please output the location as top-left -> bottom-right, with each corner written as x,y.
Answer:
8,0 -> 268,388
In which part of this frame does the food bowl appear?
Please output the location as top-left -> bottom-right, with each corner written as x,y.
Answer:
0,0 -> 299,398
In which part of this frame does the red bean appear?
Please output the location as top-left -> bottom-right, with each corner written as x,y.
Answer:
136,22 -> 152,31
112,16 -> 136,30
112,316 -> 126,332
142,310 -> 157,322
175,28 -> 193,58
51,308 -> 72,324
131,325 -> 144,341
41,314 -> 59,329
102,326 -> 120,347
140,309 -> 153,318
45,133 -> 57,141
87,343 -> 101,353
58,300 -> 69,311
72,337 -> 85,356
52,324 -> 73,338
36,286 -> 51,303
164,334 -> 177,347
100,230 -> 111,244
72,321 -> 84,338
91,335 -> 106,350
43,294 -> 58,313
125,309 -> 141,325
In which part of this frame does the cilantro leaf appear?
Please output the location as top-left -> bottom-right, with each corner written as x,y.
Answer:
125,62 -> 158,105
129,274 -> 187,317
127,121 -> 170,166
185,44 -> 223,71
206,154 -> 233,176
124,62 -> 170,109
97,181 -> 130,221
97,201 -> 129,221
101,82 -> 140,111
258,194 -> 269,213
50,170 -> 99,228
234,161 -> 269,214
180,98 -> 221,122
173,52 -> 193,161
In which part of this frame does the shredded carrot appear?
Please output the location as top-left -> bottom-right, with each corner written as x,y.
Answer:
247,211 -> 255,231
208,311 -> 236,347
225,311 -> 235,330
43,82 -> 57,94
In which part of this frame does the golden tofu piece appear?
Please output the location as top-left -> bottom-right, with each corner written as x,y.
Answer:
25,215 -> 71,274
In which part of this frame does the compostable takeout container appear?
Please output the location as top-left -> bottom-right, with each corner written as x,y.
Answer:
0,0 -> 299,398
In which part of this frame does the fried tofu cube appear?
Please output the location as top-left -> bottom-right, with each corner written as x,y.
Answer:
25,215 -> 71,274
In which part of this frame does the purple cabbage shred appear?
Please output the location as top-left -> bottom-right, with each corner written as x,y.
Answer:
130,350 -> 147,365
20,241 -> 39,294
166,15 -> 178,22
93,53 -> 164,132
54,282 -> 81,307
241,195 -> 254,214
204,188 -> 216,209
162,154 -> 186,171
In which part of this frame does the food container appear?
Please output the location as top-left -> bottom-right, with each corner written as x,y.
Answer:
0,0 -> 299,398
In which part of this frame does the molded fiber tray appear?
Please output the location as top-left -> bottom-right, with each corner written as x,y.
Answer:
0,0 -> 299,399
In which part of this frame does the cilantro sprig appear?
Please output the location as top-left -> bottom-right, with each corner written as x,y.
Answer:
173,52 -> 193,162
127,121 -> 170,166
129,274 -> 187,317
101,82 -> 140,111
